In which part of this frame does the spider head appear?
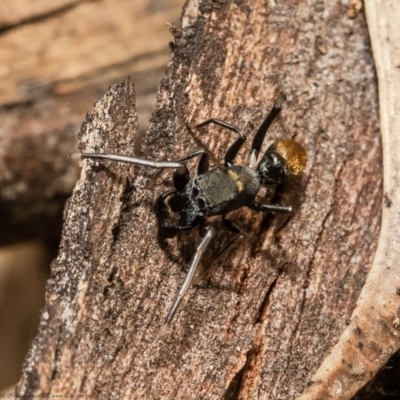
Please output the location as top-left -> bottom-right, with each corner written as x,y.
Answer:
257,139 -> 307,185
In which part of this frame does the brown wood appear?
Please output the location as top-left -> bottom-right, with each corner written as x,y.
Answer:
0,0 -> 183,244
17,1 -> 382,399
0,241 -> 50,390
298,2 -> 400,399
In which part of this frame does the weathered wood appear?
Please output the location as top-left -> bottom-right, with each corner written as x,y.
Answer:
0,0 -> 183,244
298,2 -> 400,399
17,1 -> 381,399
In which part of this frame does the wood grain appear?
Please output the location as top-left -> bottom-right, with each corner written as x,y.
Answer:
17,1 -> 382,399
298,1 -> 400,399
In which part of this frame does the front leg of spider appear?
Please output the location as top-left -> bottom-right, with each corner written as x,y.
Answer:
73,95 -> 307,329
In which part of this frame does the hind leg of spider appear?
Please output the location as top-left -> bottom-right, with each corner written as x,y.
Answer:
248,200 -> 293,214
193,216 -> 245,285
248,201 -> 294,235
162,225 -> 216,327
188,118 -> 246,167
249,93 -> 286,167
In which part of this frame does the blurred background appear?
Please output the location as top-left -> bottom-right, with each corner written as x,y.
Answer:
0,0 -> 184,392
2,2 -> 398,399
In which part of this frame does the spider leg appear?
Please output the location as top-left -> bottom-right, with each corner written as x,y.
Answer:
173,149 -> 209,190
248,200 -> 293,214
193,216 -> 244,285
188,118 -> 246,167
79,149 -> 209,190
175,149 -> 209,175
163,225 -> 216,326
80,152 -> 184,169
249,93 -> 286,168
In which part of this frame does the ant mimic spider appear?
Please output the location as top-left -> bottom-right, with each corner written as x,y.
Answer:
73,95 -> 307,328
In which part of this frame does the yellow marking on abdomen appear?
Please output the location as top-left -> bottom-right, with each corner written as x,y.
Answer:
227,170 -> 244,192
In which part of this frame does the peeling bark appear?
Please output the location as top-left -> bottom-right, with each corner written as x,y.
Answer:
297,2 -> 400,399
17,1 -> 382,399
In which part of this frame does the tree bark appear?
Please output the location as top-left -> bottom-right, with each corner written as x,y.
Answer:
298,2 -> 400,399
17,1 -> 382,399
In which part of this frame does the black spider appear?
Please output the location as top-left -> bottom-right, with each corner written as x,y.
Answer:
77,95 -> 307,327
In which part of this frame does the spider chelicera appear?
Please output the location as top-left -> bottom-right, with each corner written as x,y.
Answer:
75,95 -> 307,327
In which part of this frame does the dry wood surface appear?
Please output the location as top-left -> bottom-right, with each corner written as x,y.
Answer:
13,0 -> 388,399
298,2 -> 400,399
0,0 -> 182,392
0,0 -> 182,244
